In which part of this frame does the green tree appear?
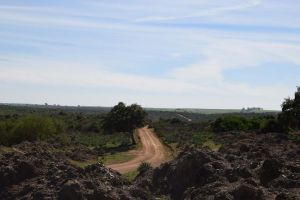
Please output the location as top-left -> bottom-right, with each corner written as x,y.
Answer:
102,102 -> 147,144
279,87 -> 300,130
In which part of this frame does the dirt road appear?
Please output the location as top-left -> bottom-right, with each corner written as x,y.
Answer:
107,126 -> 166,174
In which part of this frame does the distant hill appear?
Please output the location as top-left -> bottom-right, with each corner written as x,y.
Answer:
145,107 -> 278,114
0,103 -> 279,122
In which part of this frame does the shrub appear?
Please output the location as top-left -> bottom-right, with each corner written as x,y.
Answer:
213,116 -> 248,132
248,117 -> 264,130
0,115 -> 62,145
212,115 -> 282,133
138,162 -> 152,174
260,119 -> 283,133
0,120 -> 15,145
288,133 -> 300,142
192,132 -> 214,146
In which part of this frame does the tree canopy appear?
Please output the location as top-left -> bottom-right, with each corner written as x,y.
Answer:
279,87 -> 300,130
102,102 -> 147,133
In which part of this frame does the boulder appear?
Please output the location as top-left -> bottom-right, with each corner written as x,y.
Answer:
231,184 -> 263,200
58,180 -> 83,200
260,159 -> 282,185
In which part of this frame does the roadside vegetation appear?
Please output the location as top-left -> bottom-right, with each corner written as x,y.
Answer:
138,162 -> 152,174
0,102 -> 146,146
0,102 -> 147,169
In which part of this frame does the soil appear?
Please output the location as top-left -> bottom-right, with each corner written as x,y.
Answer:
108,126 -> 167,173
135,132 -> 300,200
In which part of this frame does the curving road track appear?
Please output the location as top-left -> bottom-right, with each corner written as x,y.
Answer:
107,126 -> 166,173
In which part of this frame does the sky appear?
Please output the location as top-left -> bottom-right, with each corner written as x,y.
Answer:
0,0 -> 299,109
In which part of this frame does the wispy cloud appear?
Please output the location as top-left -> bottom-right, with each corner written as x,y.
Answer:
171,39 -> 300,81
0,58 -> 200,93
134,0 -> 263,22
0,0 -> 299,109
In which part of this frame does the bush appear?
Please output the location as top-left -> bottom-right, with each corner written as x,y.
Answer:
212,115 -> 283,133
192,132 -> 214,146
213,116 -> 249,132
288,133 -> 300,142
74,132 -> 132,150
0,115 -> 62,145
138,162 -> 152,174
152,119 -> 209,146
260,119 -> 283,133
0,120 -> 15,145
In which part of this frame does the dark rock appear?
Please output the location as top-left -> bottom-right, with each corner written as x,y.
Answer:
0,141 -> 151,200
260,159 -> 282,185
135,133 -> 300,200
214,192 -> 234,200
276,193 -> 290,200
16,160 -> 38,181
32,190 -> 52,200
0,165 -> 16,187
152,149 -> 214,199
19,184 -> 34,196
233,167 -> 252,178
2,132 -> 300,200
225,168 -> 239,183
231,184 -> 263,200
58,180 -> 83,200
239,144 -> 250,152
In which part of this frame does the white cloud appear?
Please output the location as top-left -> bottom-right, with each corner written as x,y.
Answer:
171,39 -> 300,82
0,0 -> 299,109
0,54 -> 294,109
0,59 -> 200,94
134,0 -> 263,22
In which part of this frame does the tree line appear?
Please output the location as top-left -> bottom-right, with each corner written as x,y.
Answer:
0,102 -> 147,146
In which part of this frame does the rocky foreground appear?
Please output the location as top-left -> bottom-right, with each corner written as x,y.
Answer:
136,133 -> 300,200
0,142 -> 153,200
1,133 -> 300,200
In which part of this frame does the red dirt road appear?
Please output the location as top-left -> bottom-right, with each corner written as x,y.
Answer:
107,126 -> 166,174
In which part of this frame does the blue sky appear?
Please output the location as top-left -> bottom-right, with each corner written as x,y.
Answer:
0,0 -> 299,109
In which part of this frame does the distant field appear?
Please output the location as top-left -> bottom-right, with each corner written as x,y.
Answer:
0,103 -> 278,114
0,103 -> 279,123
146,107 -> 238,114
0,103 -> 111,115
145,107 -> 278,114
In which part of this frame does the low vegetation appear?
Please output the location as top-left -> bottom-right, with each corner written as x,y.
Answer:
122,170 -> 139,182
212,115 -> 281,133
153,118 -> 209,145
152,87 -> 300,153
0,102 -> 147,162
137,162 -> 152,174
0,115 -> 62,146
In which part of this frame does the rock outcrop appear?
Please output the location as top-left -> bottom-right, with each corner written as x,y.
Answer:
0,142 -> 153,200
1,133 -> 300,200
135,133 -> 300,200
